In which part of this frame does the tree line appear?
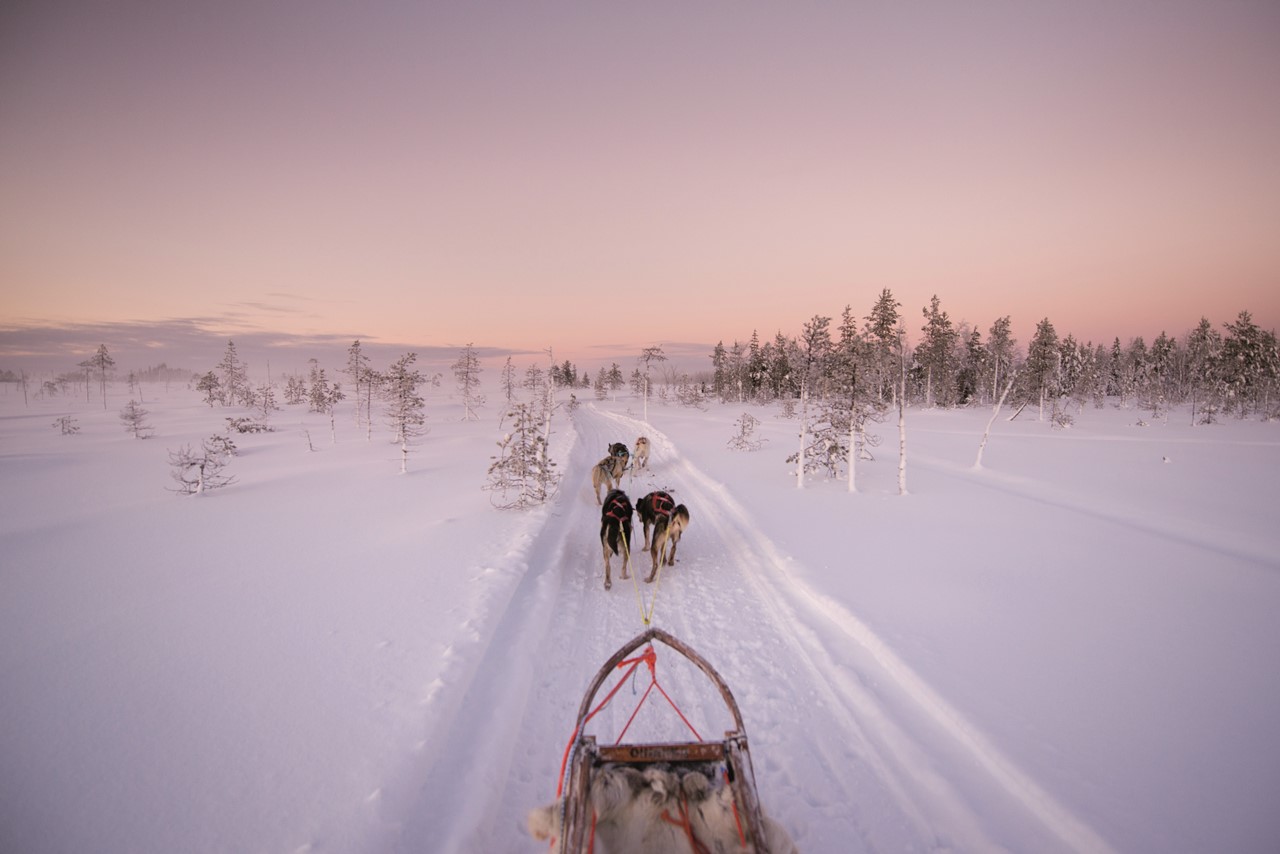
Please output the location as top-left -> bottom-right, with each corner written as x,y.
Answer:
707,290 -> 1279,423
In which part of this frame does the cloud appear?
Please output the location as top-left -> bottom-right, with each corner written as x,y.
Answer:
0,318 -> 529,376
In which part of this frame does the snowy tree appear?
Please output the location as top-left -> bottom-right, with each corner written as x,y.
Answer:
452,343 -> 485,420
607,363 -> 624,392
865,289 -> 902,405
788,397 -> 849,481
987,316 -> 1016,405
52,415 -> 79,435
255,383 -> 278,422
81,344 -> 115,409
1220,310 -> 1277,417
727,412 -> 765,451
168,437 -> 236,495
346,340 -> 372,428
799,316 -> 834,399
217,341 -> 252,407
1023,318 -> 1061,420
918,295 -> 957,407
196,371 -> 222,407
281,375 -> 304,405
710,341 -> 729,400
639,345 -> 666,421
956,328 -> 987,405
383,353 -> 427,474
1185,317 -> 1223,424
500,357 -> 518,405
312,376 -> 344,443
485,402 -> 558,508
119,400 -> 153,438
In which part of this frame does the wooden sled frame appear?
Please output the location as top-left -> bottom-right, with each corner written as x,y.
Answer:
558,627 -> 772,852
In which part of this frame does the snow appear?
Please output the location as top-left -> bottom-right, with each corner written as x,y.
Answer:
2,382 -> 1278,853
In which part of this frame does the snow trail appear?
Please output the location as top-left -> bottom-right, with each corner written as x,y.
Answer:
389,404 -> 1115,853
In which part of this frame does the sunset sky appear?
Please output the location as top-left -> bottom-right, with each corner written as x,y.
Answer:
2,1 -> 1278,372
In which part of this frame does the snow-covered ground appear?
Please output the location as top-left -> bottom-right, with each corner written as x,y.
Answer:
2,381 -> 1278,853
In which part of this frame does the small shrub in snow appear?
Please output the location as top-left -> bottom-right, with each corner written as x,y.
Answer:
168,437 -> 236,495
119,400 -> 153,438
52,415 -> 80,435
727,413 -> 766,451
226,416 -> 271,434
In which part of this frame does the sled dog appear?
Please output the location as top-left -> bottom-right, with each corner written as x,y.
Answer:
633,436 -> 650,470
637,490 -> 690,583
591,456 -> 620,504
599,489 -> 633,590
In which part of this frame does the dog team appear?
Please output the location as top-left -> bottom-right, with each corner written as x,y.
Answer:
595,437 -> 689,591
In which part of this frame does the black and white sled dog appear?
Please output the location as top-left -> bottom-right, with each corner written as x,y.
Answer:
636,490 -> 690,583
633,436 -> 650,471
599,489 -> 633,590
609,441 -> 630,473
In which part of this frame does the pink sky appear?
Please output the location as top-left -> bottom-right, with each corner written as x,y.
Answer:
2,1 -> 1278,371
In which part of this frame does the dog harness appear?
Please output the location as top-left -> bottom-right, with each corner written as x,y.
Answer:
604,494 -> 631,522
647,491 -> 674,519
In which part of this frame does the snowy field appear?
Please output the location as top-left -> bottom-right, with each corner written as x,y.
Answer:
1,379 -> 1278,854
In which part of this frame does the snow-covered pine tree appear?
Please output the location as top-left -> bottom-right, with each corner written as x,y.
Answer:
452,343 -> 485,420
501,357 -> 517,405
727,412 -> 765,451
383,353 -> 427,474
217,341 -> 253,407
319,381 -> 344,443
639,345 -> 666,422
255,383 -> 278,423
81,344 -> 115,409
485,402 -> 558,508
195,371 -> 221,406
346,340 -> 371,428
119,400 -> 152,438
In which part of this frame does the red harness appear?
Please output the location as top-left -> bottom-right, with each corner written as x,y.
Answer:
604,496 -> 631,522
648,491 -> 674,519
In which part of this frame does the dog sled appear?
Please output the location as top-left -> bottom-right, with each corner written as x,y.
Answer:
540,627 -> 788,853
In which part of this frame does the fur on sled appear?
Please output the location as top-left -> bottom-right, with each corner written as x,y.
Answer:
527,762 -> 798,853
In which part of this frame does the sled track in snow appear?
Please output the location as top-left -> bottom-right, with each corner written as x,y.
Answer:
390,405 -> 1116,853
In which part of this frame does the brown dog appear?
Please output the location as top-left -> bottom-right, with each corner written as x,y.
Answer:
591,456 -> 621,504
636,491 -> 689,583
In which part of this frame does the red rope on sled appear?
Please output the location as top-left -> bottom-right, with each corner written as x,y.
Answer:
550,643 -> 711,853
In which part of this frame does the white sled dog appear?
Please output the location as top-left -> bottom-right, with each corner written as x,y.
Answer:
636,490 -> 689,583
527,763 -> 798,853
633,436 -> 650,471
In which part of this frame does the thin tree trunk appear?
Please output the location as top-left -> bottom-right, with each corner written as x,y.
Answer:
898,337 -> 908,496
797,381 -> 807,489
975,372 -> 1016,468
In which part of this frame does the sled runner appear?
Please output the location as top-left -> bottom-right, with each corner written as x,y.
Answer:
550,627 -> 775,853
